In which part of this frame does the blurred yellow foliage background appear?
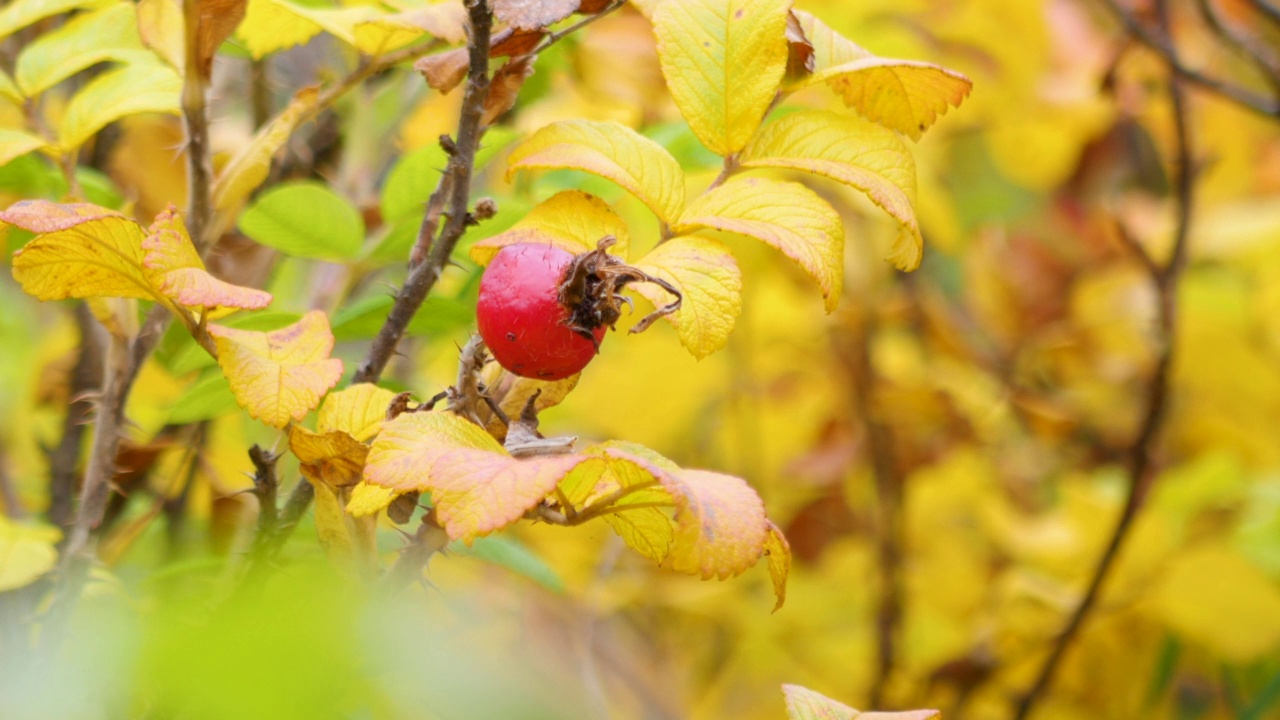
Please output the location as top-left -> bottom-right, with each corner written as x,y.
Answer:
2,0 -> 1280,718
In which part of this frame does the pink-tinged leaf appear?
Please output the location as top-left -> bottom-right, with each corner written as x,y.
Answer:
764,520 -> 791,612
363,411 -> 505,493
142,205 -> 273,311
664,468 -> 768,579
782,684 -> 940,720
5,201 -> 164,304
428,449 -> 592,544
492,0 -> 579,31
207,310 -> 343,428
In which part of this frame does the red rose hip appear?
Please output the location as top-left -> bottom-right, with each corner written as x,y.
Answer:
476,243 -> 606,380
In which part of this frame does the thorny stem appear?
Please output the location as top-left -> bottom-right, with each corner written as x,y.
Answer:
376,509 -> 450,596
1014,4 -> 1195,715
1097,0 -> 1280,117
355,0 -> 495,386
182,0 -> 213,251
47,304 -> 105,534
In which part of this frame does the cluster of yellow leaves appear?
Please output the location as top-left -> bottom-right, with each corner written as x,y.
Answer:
494,0 -> 970,365
0,0 -> 182,155
2,201 -> 344,430
294,379 -> 788,607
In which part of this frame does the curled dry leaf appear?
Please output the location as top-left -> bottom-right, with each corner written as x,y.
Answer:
492,0 -> 579,31
482,56 -> 535,126
416,48 -> 468,92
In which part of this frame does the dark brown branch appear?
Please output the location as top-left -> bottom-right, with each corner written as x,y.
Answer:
1014,4 -> 1195,715
1098,0 -> 1280,117
47,303 -> 105,533
248,445 -> 280,541
1193,0 -> 1280,96
355,0 -> 494,386
1245,0 -> 1280,26
182,0 -> 213,249
376,509 -> 451,595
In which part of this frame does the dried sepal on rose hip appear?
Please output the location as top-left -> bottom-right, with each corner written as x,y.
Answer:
476,237 -> 681,380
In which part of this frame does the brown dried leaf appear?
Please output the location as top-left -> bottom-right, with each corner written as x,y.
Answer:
784,10 -> 814,80
490,27 -> 545,57
197,0 -> 248,79
493,0 -> 579,31
415,48 -> 468,92
482,56 -> 534,126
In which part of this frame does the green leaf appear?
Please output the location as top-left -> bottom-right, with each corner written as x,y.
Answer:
169,370 -> 239,424
0,129 -> 47,167
653,0 -> 789,156
15,2 -> 148,96
453,536 -> 566,593
58,61 -> 181,149
380,127 -> 518,224
238,181 -> 365,260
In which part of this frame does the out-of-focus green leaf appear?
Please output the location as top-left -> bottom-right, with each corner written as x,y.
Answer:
238,181 -> 365,260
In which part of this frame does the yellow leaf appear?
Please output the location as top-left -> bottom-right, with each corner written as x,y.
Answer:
317,383 -> 399,441
363,411 -> 505,493
207,310 -> 344,428
790,9 -> 868,74
353,4 -> 468,56
0,0 -> 112,41
507,119 -> 686,226
1150,543 -> 1280,662
799,58 -> 972,141
587,447 -> 677,564
14,2 -> 146,97
212,86 -> 319,212
5,201 -> 166,304
675,176 -> 843,311
137,0 -> 185,71
428,449 -> 592,544
633,235 -> 742,359
764,520 -> 790,612
0,517 -> 60,592
782,684 -> 939,720
0,68 -> 22,102
142,205 -> 273,311
310,479 -> 377,563
363,411 -> 592,543
346,481 -> 399,517
740,110 -> 922,270
236,0 -> 324,57
59,61 -> 181,149
653,0 -> 789,156
288,424 -> 369,488
665,468 -> 767,579
0,129 -> 47,167
469,190 -> 630,265
477,363 -> 581,438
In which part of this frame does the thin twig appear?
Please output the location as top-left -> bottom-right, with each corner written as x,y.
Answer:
1193,0 -> 1280,96
46,304 -> 105,533
182,0 -> 213,249
1014,3 -> 1195,715
354,0 -> 495,386
1098,0 -> 1280,117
